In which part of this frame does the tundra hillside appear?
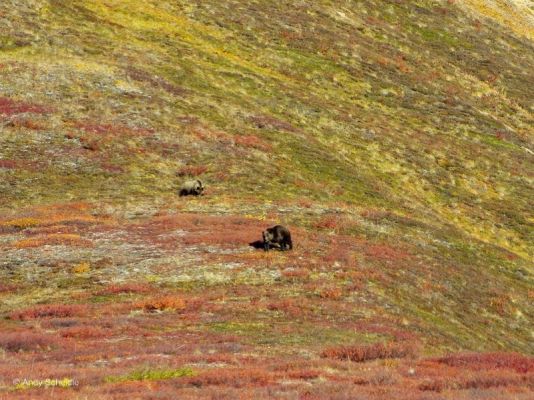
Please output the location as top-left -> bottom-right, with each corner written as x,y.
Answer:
0,1 -> 532,399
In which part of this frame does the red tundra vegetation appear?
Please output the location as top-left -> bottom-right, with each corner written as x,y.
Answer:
60,326 -> 111,339
73,121 -> 154,137
418,369 -> 534,392
0,159 -> 18,169
134,296 -> 187,312
0,283 -> 18,293
0,331 -> 59,352
321,342 -> 419,362
1,205 -> 532,399
314,215 -> 340,230
364,243 -> 411,261
97,283 -> 153,296
0,96 -> 51,116
267,298 -> 307,317
13,233 -> 93,248
233,134 -> 273,151
185,368 -> 274,388
9,304 -> 89,320
176,165 -> 208,177
434,352 -> 534,374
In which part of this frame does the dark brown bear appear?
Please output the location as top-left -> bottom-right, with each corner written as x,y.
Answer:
262,225 -> 293,251
179,179 -> 204,196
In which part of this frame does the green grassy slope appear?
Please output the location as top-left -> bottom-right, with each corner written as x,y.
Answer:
1,0 -> 533,355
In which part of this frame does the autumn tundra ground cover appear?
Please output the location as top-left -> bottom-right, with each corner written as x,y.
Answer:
0,0 -> 533,399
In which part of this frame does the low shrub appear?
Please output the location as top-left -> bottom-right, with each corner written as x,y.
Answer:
419,370 -> 533,392
186,368 -> 273,388
435,352 -> 534,374
318,286 -> 343,300
10,304 -> 88,320
287,369 -> 321,380
13,234 -> 92,248
176,165 -> 208,177
60,327 -> 110,339
0,217 -> 41,229
0,283 -> 18,293
314,215 -> 339,230
233,134 -> 272,151
281,267 -> 310,280
267,299 -> 302,317
0,97 -> 50,116
9,117 -> 45,130
0,159 -> 18,169
97,283 -> 152,295
322,342 -> 418,362
0,331 -> 58,352
135,296 -> 186,312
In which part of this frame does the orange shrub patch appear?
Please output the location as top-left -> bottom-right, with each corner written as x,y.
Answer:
267,298 -> 302,317
135,296 -> 186,312
10,304 -> 88,320
434,352 -> 534,374
186,368 -> 273,388
23,224 -> 76,236
233,134 -> 272,151
9,117 -> 45,130
297,198 -> 314,208
13,233 -> 92,248
419,369 -> 533,392
0,204 -> 105,235
281,267 -> 310,280
322,342 -> 418,362
60,326 -> 111,339
287,369 -> 321,380
318,286 -> 343,300
315,215 -> 339,230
